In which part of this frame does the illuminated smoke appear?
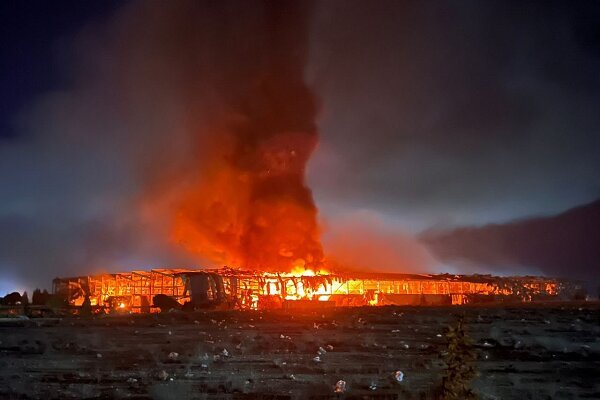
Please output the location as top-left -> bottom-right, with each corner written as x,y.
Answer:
147,0 -> 325,270
0,0 -> 323,290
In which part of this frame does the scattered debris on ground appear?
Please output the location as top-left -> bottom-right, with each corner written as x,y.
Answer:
0,303 -> 598,399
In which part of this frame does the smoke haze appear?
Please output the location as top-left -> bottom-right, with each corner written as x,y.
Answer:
322,210 -> 436,274
1,0 -> 599,291
422,199 -> 600,285
307,0 -> 600,228
0,0 -> 322,289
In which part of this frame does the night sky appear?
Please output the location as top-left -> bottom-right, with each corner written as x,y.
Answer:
1,0 -> 599,293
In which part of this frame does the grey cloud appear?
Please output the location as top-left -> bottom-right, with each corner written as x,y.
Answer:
308,0 -> 600,228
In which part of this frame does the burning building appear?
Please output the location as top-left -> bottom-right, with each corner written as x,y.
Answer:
52,267 -> 580,313
38,3 -> 584,315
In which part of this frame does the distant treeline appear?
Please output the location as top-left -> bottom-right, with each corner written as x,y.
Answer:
0,289 -> 54,306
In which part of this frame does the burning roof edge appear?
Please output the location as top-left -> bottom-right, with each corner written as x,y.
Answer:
53,266 -> 575,285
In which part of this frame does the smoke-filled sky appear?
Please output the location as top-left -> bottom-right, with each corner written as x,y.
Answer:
1,0 -> 599,292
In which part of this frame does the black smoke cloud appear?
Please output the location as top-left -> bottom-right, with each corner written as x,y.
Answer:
421,199 -> 600,286
0,0 -> 317,290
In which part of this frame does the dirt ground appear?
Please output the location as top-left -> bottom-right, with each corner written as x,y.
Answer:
0,303 -> 598,399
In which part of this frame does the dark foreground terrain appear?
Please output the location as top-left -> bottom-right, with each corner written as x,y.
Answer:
0,303 -> 598,399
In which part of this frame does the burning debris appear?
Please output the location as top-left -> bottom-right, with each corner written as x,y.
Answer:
334,380 -> 347,393
50,267 -> 581,313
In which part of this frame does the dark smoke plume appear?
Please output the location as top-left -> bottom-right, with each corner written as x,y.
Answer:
167,1 -> 323,271
0,0 -> 321,291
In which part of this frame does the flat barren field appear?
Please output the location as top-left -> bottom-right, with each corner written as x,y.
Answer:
0,303 -> 598,399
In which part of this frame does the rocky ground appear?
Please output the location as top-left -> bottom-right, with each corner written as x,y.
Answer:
0,303 -> 598,399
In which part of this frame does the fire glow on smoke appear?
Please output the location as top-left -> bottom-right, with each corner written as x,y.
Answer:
168,2 -> 323,272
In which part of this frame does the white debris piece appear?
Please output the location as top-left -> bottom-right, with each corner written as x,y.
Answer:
221,348 -> 230,357
394,370 -> 404,382
334,380 -> 347,393
515,341 -> 523,349
326,344 -> 334,351
369,382 -> 377,390
436,333 -> 443,337
168,352 -> 179,360
126,378 -> 138,384
158,370 -> 169,381
312,356 -> 321,363
317,346 -> 327,355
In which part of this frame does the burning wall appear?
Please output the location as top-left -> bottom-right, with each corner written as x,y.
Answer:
53,268 -> 575,313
